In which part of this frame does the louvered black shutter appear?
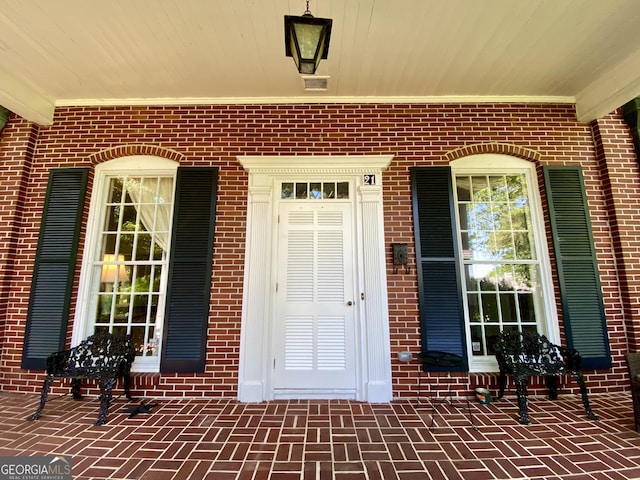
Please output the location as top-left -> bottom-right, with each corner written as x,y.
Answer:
543,166 -> 611,370
22,168 -> 89,370
411,167 -> 467,371
160,167 -> 218,373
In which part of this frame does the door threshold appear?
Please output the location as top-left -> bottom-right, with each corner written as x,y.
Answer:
273,389 -> 357,400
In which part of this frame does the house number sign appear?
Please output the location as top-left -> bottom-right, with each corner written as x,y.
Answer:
364,174 -> 376,185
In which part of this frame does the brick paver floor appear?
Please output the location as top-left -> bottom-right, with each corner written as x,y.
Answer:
0,391 -> 639,479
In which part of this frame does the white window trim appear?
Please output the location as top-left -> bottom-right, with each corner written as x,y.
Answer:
450,154 -> 559,373
72,155 -> 179,372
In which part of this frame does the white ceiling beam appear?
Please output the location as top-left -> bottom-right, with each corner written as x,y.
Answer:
0,67 -> 54,125
575,46 -> 640,123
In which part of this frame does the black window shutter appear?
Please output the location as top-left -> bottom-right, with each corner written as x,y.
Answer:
411,167 -> 468,371
22,168 -> 89,370
160,167 -> 218,373
543,166 -> 611,370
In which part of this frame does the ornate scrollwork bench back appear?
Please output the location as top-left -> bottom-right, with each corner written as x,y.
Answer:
27,333 -> 136,425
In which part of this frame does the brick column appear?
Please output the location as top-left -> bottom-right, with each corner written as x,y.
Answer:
591,111 -> 640,353
0,115 -> 39,374
622,98 -> 640,160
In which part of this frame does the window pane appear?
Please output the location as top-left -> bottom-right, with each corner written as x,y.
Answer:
464,265 -> 479,291
104,205 -> 120,231
152,265 -> 162,292
485,325 -> 501,355
102,234 -> 117,255
97,295 -> 111,322
518,292 -> 535,322
131,295 -> 149,323
310,182 -> 322,199
471,176 -> 489,199
114,303 -> 129,322
337,182 -> 349,199
135,233 -> 152,261
130,326 -> 146,356
471,325 -> 484,355
295,183 -> 307,199
500,294 -> 517,321
467,294 -> 481,322
507,174 -> 526,201
108,178 -> 124,204
514,232 -> 532,260
474,203 -> 492,230
119,234 -> 134,258
323,183 -> 336,199
282,182 -> 294,199
122,205 -> 138,225
459,204 -> 472,230
470,231 -> 493,258
481,293 -> 499,322
493,232 -> 514,260
511,209 -> 528,230
479,270 -> 497,291
490,176 -> 508,202
95,325 -> 109,336
496,265 -> 515,291
146,327 -> 159,356
456,177 -> 471,202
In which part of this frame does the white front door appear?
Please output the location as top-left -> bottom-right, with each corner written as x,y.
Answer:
273,200 -> 357,397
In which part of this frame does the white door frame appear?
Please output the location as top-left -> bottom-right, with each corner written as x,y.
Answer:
237,155 -> 393,403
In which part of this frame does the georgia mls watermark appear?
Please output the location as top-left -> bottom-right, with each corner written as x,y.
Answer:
0,456 -> 72,480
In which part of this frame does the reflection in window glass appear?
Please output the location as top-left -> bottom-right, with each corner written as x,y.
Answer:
456,173 -> 541,357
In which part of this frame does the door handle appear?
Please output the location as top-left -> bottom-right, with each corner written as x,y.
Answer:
346,301 -> 353,306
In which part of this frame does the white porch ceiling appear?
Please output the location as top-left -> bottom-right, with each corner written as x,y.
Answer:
1,0 -> 640,125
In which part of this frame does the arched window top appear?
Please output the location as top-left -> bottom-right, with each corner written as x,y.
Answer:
451,154 -> 534,172
97,155 -> 178,173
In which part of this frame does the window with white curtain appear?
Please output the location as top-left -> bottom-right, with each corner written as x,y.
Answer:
75,156 -> 178,371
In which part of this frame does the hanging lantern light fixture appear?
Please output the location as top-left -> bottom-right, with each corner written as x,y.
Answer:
284,0 -> 333,74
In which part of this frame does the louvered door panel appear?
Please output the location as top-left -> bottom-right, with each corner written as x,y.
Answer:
286,230 -> 314,302
275,202 -> 356,393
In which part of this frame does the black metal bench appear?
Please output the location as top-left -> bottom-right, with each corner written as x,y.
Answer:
494,330 -> 598,425
27,333 -> 136,425
625,353 -> 640,432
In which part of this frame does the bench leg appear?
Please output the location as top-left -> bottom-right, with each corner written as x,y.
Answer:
96,377 -> 116,426
497,370 -> 507,399
546,376 -> 558,399
27,376 -> 54,421
515,375 -> 530,425
123,373 -> 134,400
71,378 -> 83,400
573,373 -> 599,421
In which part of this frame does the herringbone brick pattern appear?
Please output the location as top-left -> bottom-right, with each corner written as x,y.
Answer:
1,392 -> 639,479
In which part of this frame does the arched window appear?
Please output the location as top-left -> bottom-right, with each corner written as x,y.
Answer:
74,156 -> 178,371
450,155 -> 557,371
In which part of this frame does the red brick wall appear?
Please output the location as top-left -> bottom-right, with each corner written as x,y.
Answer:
0,103 -> 637,400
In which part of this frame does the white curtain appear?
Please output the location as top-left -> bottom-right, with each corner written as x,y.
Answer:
124,177 -> 173,252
